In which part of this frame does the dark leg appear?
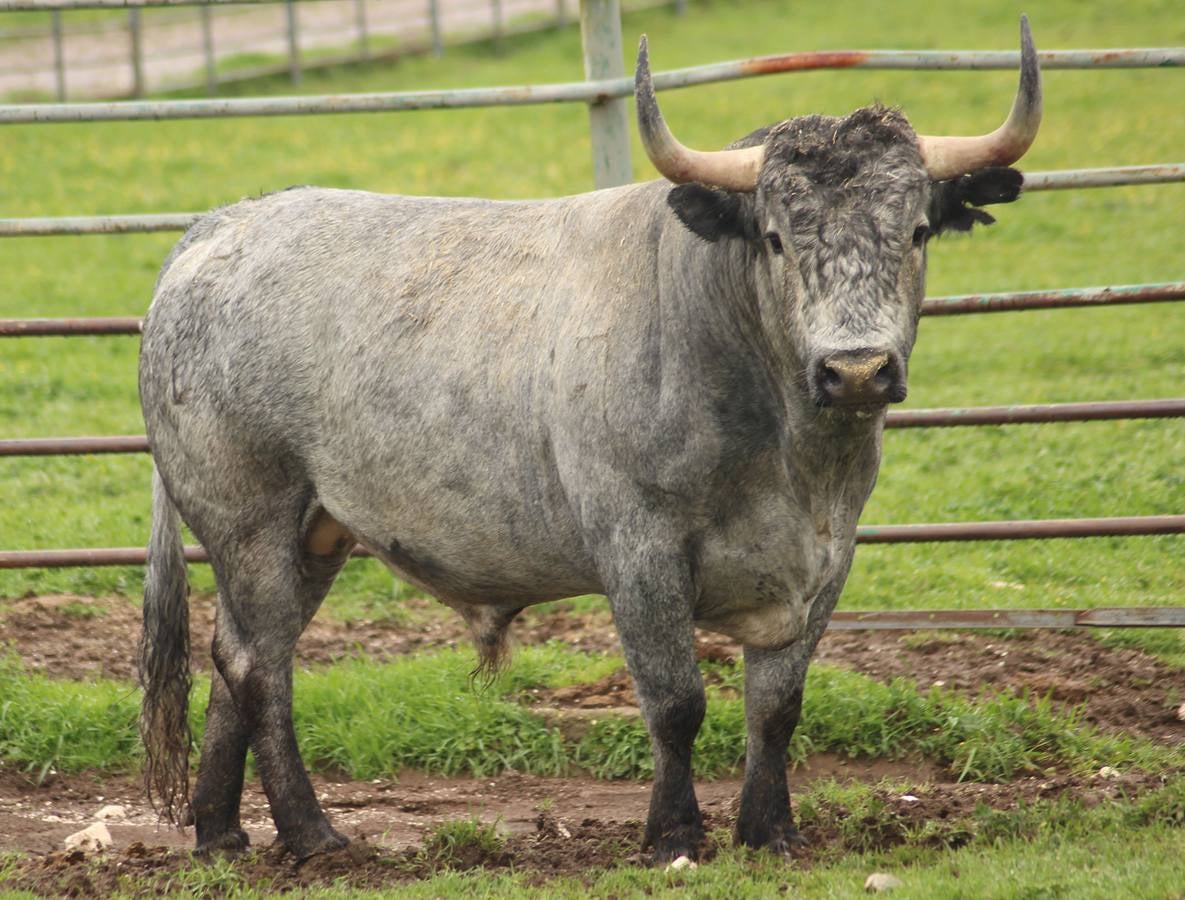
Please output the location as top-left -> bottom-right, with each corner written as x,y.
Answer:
734,645 -> 809,853
192,666 -> 251,854
196,531 -> 349,859
604,544 -> 705,863
734,555 -> 853,854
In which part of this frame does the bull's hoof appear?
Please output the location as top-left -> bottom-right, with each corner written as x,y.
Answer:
195,828 -> 250,856
645,823 -> 705,866
286,825 -> 350,861
735,819 -> 809,856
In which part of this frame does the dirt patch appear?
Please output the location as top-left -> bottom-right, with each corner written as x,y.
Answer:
0,765 -> 1172,895
0,593 -> 629,682
814,629 -> 1185,746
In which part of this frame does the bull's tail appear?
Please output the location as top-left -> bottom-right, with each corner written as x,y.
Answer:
138,466 -> 192,826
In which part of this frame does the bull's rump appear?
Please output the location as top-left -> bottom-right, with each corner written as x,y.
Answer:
137,186 -> 654,606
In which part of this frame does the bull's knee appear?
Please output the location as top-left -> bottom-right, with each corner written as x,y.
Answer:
644,687 -> 706,751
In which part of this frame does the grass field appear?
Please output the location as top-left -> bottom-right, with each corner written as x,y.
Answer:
1,0 -> 1184,893
1,0 -> 1182,629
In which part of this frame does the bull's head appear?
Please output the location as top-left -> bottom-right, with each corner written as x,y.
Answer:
635,19 -> 1041,411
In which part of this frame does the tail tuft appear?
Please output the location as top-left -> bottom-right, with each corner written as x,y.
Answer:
138,468 -> 192,826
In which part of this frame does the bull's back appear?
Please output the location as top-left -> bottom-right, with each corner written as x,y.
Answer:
140,185 -> 663,604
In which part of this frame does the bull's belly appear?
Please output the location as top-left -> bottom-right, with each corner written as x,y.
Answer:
314,486 -> 601,608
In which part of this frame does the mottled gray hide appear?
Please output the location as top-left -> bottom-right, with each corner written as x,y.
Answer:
138,106 -> 1009,861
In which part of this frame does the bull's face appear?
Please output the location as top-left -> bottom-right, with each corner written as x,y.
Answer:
635,21 -> 1041,414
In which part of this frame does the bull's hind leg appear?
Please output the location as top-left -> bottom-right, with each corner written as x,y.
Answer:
196,511 -> 352,859
191,664 -> 251,853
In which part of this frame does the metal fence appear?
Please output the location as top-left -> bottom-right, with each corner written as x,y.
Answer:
0,0 -> 685,101
1,0 -> 1182,630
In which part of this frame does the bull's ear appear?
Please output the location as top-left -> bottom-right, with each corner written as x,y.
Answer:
667,184 -> 751,242
929,167 -> 1024,234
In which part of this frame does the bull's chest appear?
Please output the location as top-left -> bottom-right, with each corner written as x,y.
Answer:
692,487 -> 857,650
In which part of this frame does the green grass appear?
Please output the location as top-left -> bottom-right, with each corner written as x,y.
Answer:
1,0 -> 1182,644
575,662 -> 1183,782
2,649 -> 1180,783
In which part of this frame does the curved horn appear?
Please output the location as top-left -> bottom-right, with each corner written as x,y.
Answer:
635,35 -> 765,192
918,16 -> 1043,180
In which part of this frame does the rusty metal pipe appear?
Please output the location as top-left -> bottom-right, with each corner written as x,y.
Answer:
857,515 -> 1185,544
0,436 -> 150,456
4,283 -> 1183,337
1,46 -> 1182,125
828,607 -> 1185,629
921,281 -> 1185,316
2,516 -> 1182,569
3,399 -> 1183,458
885,398 -> 1185,428
0,317 -> 142,336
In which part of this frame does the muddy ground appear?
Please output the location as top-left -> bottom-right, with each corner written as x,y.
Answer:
1,593 -> 1183,893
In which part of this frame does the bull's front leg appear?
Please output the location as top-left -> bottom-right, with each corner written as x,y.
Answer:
603,541 -> 706,863
735,644 -> 811,852
735,562 -> 850,854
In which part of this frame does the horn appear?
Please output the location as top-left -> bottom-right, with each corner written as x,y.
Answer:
918,16 -> 1043,180
635,35 -> 765,192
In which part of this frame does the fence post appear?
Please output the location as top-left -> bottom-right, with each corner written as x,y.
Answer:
492,0 -> 503,53
128,9 -> 144,98
555,0 -> 567,27
354,0 -> 370,60
285,0 -> 302,85
200,3 -> 217,95
674,0 -> 686,15
428,0 -> 442,57
580,0 -> 632,189
51,10 -> 66,102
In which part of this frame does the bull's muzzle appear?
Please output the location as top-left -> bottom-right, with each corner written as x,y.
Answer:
812,349 -> 906,407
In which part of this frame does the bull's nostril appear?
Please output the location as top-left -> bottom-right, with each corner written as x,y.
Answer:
821,366 -> 842,388
874,361 -> 894,386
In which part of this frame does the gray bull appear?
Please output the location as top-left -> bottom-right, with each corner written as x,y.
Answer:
139,22 -> 1042,861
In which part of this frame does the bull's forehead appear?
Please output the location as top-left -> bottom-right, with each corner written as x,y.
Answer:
758,105 -> 928,219
756,106 -> 929,298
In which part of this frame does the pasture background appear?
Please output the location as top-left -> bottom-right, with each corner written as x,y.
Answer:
1,0 -> 1182,633
1,0 -> 1184,894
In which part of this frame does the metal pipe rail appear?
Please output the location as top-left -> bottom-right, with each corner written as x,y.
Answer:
3,282 -> 1182,337
0,316 -> 141,335
2,515 -> 1182,570
1,47 -> 1183,125
827,607 -> 1185,630
1,165 -> 1182,239
919,281 -> 1185,316
4,399 -> 1183,458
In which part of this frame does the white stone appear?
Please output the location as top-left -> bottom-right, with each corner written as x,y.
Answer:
94,804 -> 126,821
865,873 -> 904,892
64,822 -> 112,853
899,795 -> 920,803
667,855 -> 697,872
1097,766 -> 1120,779
1176,702 -> 1185,722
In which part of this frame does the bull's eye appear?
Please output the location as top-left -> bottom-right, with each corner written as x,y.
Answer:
764,231 -> 784,255
911,224 -> 931,248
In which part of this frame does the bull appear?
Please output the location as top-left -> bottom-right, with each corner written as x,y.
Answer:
138,19 -> 1042,862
